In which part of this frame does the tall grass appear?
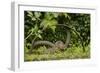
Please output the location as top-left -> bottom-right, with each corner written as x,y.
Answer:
24,46 -> 90,61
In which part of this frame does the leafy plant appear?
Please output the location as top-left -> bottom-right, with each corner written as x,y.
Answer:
24,11 -> 90,61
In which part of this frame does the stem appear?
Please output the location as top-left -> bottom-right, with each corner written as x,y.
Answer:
29,36 -> 38,54
24,31 -> 33,41
65,29 -> 71,48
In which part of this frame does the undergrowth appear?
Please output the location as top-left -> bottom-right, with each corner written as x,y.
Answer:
24,46 -> 90,61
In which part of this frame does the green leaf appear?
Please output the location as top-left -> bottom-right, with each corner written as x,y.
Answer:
49,19 -> 57,32
27,11 -> 33,17
52,13 -> 59,18
32,17 -> 36,21
37,34 -> 42,39
34,12 -> 41,18
40,19 -> 48,28
33,25 -> 38,32
51,26 -> 56,32
64,13 -> 71,19
40,19 -> 57,32
45,13 -> 53,20
38,30 -> 42,34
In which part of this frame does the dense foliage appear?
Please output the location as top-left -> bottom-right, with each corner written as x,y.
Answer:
24,11 -> 90,61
